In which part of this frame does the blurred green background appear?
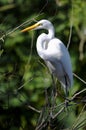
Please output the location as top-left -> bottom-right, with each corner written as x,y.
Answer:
0,0 -> 86,129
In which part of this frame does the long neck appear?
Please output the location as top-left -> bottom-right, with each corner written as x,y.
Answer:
36,26 -> 55,59
48,25 -> 55,39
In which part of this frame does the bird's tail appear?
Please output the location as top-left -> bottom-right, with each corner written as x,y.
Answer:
60,75 -> 70,97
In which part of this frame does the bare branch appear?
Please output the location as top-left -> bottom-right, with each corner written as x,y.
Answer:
67,1 -> 73,49
52,106 -> 65,119
27,105 -> 41,113
71,88 -> 86,101
73,73 -> 86,84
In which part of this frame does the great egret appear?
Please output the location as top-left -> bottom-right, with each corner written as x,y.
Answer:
21,19 -> 73,95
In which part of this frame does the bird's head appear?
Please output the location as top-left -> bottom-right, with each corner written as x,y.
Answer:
21,19 -> 54,32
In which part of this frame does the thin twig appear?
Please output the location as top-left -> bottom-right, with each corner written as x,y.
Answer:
74,118 -> 86,130
0,0 -> 48,39
73,73 -> 86,84
6,14 -> 44,37
71,88 -> 86,101
17,77 -> 33,91
27,105 -> 41,113
72,104 -> 86,129
50,102 -> 65,111
67,0 -> 73,49
52,106 -> 65,119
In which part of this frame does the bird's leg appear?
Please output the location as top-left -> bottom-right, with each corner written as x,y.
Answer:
51,74 -> 57,97
50,75 -> 57,109
45,87 -> 51,108
64,76 -> 69,109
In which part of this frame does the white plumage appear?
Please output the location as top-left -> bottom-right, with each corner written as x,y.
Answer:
21,19 -> 73,94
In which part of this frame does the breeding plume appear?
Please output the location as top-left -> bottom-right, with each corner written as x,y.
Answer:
21,19 -> 73,95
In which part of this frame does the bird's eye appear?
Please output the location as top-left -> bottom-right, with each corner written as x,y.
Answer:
39,23 -> 42,26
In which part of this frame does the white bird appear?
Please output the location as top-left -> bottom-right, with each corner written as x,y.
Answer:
21,19 -> 73,95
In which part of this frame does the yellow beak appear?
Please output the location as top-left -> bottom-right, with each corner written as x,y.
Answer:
21,23 -> 40,33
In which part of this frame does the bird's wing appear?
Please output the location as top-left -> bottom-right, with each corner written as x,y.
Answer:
44,38 -> 73,88
45,59 -> 71,93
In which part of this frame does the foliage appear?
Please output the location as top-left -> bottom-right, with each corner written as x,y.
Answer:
0,0 -> 86,129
